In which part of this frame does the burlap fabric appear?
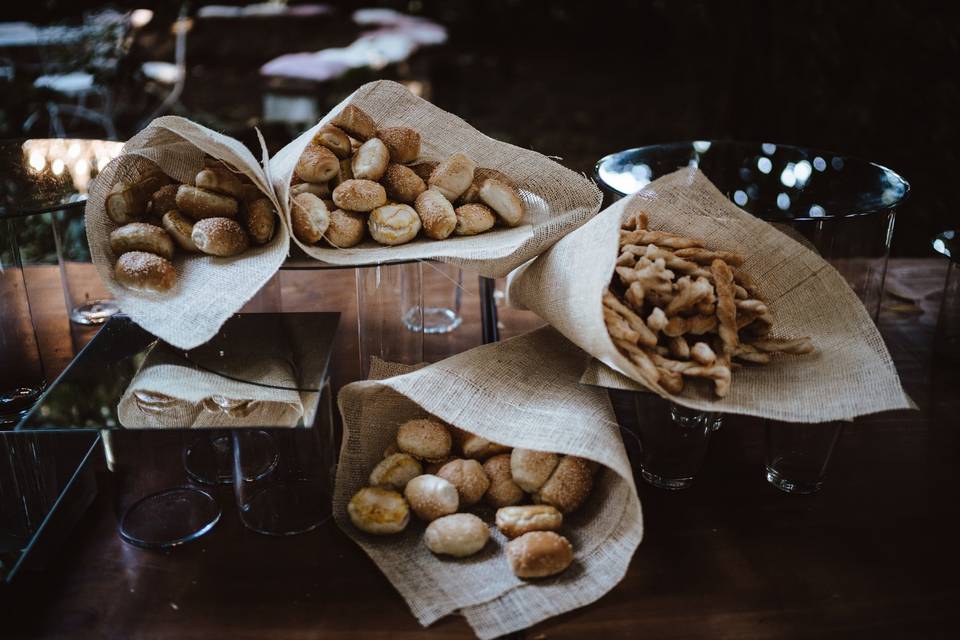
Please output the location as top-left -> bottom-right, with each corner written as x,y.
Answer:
335,327 -> 642,639
509,168 -> 912,423
86,117 -> 289,349
268,80 -> 603,276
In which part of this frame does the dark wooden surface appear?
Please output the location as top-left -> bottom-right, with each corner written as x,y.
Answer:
3,259 -> 959,639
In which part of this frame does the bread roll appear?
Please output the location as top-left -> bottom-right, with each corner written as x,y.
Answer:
290,181 -> 330,199
195,166 -> 244,199
148,184 -> 180,216
480,177 -> 524,226
414,189 -> 457,240
458,168 -> 515,204
396,417 -> 452,461
291,192 -> 330,244
533,455 -> 594,514
506,531 -> 573,578
460,434 -> 511,460
510,449 -> 560,493
325,209 -> 366,247
369,453 -> 423,491
239,182 -> 264,203
377,127 -> 421,164
110,223 -> 175,260
423,457 -> 454,475
428,153 -> 476,201
296,144 -> 340,184
115,251 -> 176,293
404,474 -> 459,521
351,137 -> 390,181
383,442 -> 400,458
348,487 -> 410,535
176,185 -> 238,220
436,459 -> 490,506
332,179 -> 386,212
424,513 -> 489,558
331,104 -> 377,141
496,505 -> 563,539
368,204 -> 421,246
382,164 -> 427,204
313,124 -> 352,158
483,454 -> 524,508
409,162 -> 438,182
243,197 -> 276,244
332,157 -> 354,188
191,217 -> 249,257
107,173 -> 169,224
162,210 -> 198,252
454,203 -> 496,236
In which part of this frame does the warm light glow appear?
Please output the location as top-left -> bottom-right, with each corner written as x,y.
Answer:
130,8 -> 154,28
28,150 -> 45,172
21,139 -> 124,193
403,80 -> 424,96
52,158 -> 65,175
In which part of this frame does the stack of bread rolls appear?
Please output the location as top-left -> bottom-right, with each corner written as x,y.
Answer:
105,158 -> 278,293
290,104 -> 526,248
347,417 -> 597,579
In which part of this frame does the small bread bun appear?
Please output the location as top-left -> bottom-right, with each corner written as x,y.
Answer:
404,474 -> 459,521
428,153 -> 476,201
510,448 -> 560,493
176,185 -> 238,220
352,137 -> 390,181
332,179 -> 386,212
382,163 -> 427,204
423,457 -> 454,475
377,127 -> 421,164
458,168 -> 515,204
437,458 -> 490,506
396,417 -> 452,461
454,203 -> 496,236
106,182 -> 148,224
110,223 -> 175,260
368,204 -> 421,246
496,505 -> 563,539
325,209 -> 366,247
506,531 -> 573,578
483,453 -> 525,508
191,217 -> 249,257
424,513 -> 489,558
369,453 -> 423,491
383,442 -> 400,458
115,251 -> 176,293
148,184 -> 180,217
313,124 -> 352,158
291,192 -> 330,244
348,487 -> 410,535
195,166 -> 244,199
162,210 -> 198,252
290,181 -> 330,199
480,178 -> 524,226
460,434 -> 511,460
333,157 -> 354,188
239,182 -> 264,203
414,188 -> 457,240
409,162 -> 438,182
296,144 -> 340,184
331,104 -> 377,141
243,197 -> 277,244
533,455 -> 594,514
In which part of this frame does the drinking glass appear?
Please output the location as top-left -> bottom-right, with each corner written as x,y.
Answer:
50,206 -> 119,325
356,262 -> 424,377
403,261 -> 463,334
764,421 -> 844,494
933,231 -> 960,362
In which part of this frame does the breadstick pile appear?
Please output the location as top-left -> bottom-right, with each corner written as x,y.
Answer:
348,417 -> 597,579
105,158 -> 278,293
290,104 -> 525,248
604,210 -> 814,397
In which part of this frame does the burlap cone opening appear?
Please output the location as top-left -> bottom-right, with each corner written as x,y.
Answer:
335,327 -> 643,639
508,168 -> 913,423
269,80 -> 603,277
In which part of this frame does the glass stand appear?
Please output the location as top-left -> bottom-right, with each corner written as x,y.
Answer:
118,487 -> 221,549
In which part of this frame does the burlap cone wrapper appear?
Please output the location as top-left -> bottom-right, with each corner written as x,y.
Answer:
86,116 -> 289,350
509,168 -> 912,423
335,327 -> 642,639
269,80 -> 603,276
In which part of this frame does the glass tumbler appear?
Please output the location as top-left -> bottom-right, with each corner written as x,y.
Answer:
765,421 -> 844,494
933,231 -> 960,362
404,262 -> 463,335
356,262 -> 424,377
51,206 -> 119,325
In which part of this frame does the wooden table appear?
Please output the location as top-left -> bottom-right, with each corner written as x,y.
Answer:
2,259 -> 958,639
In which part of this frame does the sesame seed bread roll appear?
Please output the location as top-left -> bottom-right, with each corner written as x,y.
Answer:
162,211 -> 198,252
458,168 -> 515,205
195,166 -> 244,199
352,137 -> 390,181
348,487 -> 410,535
454,203 -> 496,236
333,157 -> 354,188
377,127 -> 421,164
332,179 -> 386,212
495,505 -> 563,539
382,163 -> 427,204
115,251 -> 176,293
506,531 -> 573,578
290,192 -> 330,244
424,513 -> 489,558
404,474 -> 459,521
242,197 -> 277,244
460,433 -> 511,460
295,144 -> 340,184
148,184 -> 180,217
331,104 -> 377,141
313,124 -> 352,158
483,453 -> 525,508
414,188 -> 457,240
480,177 -> 524,226
191,217 -> 249,257
368,204 -> 421,246
428,153 -> 476,201
289,181 -> 330,199
175,185 -> 238,220
533,455 -> 594,514
409,162 -> 438,182
396,417 -> 452,461
437,458 -> 490,506
369,453 -> 423,492
109,223 -> 175,261
106,172 -> 169,224
510,449 -> 560,493
324,209 -> 366,247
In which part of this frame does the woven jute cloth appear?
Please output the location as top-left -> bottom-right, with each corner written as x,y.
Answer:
335,327 -> 643,639
509,168 -> 913,423
269,80 -> 603,276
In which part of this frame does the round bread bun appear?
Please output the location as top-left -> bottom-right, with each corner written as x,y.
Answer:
479,177 -> 524,227
242,197 -> 277,245
175,185 -> 238,220
334,157 -> 353,187
115,251 -> 176,293
409,162 -> 438,182
396,417 -> 452,461
369,453 -> 423,492
351,137 -> 390,181
454,203 -> 496,236
533,455 -> 594,514
290,192 -> 330,245
313,124 -> 352,158
348,487 -> 410,535
414,188 -> 457,240
404,474 -> 459,521
495,505 -> 563,539
368,204 -> 421,246
505,531 -> 573,578
460,434 -> 511,460
482,453 -> 525,508
377,127 -> 421,164
148,183 -> 180,217
109,222 -> 175,260
161,211 -> 198,252
325,209 -> 366,247
428,153 -> 477,201
424,513 -> 489,558
437,458 -> 490,506
295,143 -> 340,184
331,104 -> 377,141
191,217 -> 249,257
290,181 -> 330,199
458,168 -> 516,205
382,163 -> 427,204
423,457 -> 454,475
332,179 -> 386,212
195,166 -> 244,199
510,448 -> 560,493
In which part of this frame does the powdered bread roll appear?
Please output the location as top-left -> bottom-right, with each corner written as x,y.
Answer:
414,189 -> 457,240
458,168 -> 515,204
428,153 -> 476,201
352,137 -> 390,181
510,448 -> 560,493
368,204 -> 421,246
506,531 -> 573,578
243,197 -> 276,244
325,209 -> 366,247
176,185 -> 238,220
162,210 -> 198,252
195,167 -> 244,199
460,433 -> 511,460
436,459 -> 490,506
404,474 -> 459,521
115,251 -> 176,293
313,124 -> 352,158
424,513 -> 489,558
409,162 -> 437,182
454,203 -> 496,236
296,144 -> 339,184
148,184 -> 180,217
396,417 -> 452,461
483,454 -> 524,508
291,192 -> 330,244
369,453 -> 423,491
382,164 -> 426,204
110,223 -> 175,260
331,104 -> 377,141
191,217 -> 249,257
480,177 -> 524,226
348,487 -> 410,535
377,127 -> 421,164
332,179 -> 386,212
534,455 -> 594,514
496,505 -> 563,539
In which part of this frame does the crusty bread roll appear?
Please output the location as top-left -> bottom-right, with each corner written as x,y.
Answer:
352,137 -> 390,181
333,157 -> 354,188
458,168 -> 515,204
414,188 -> 457,240
437,458 -> 490,506
369,453 -> 423,491
176,185 -> 238,220
313,124 -> 352,158
331,104 -> 377,141
115,251 -> 176,293
368,204 -> 421,246
460,433 -> 511,460
382,163 -> 427,204
325,209 -> 366,247
106,171 -> 170,224
396,417 -> 452,462
109,222 -> 175,260
148,183 -> 180,217
239,182 -> 264,203
454,203 -> 496,236
409,162 -> 438,182
243,197 -> 276,244
162,210 -> 198,252
483,453 -> 525,508
424,513 -> 489,558
195,166 -> 244,199
506,531 -> 573,578
348,487 -> 410,535
404,474 -> 459,521
332,179 -> 386,212
510,448 -> 560,493
533,455 -> 594,514
428,153 -> 476,201
290,181 -> 330,199
495,505 -> 563,539
191,217 -> 249,257
291,192 -> 330,244
377,127 -> 421,164
480,177 -> 524,227
383,442 -> 400,458
423,457 -> 454,475
295,144 -> 340,184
